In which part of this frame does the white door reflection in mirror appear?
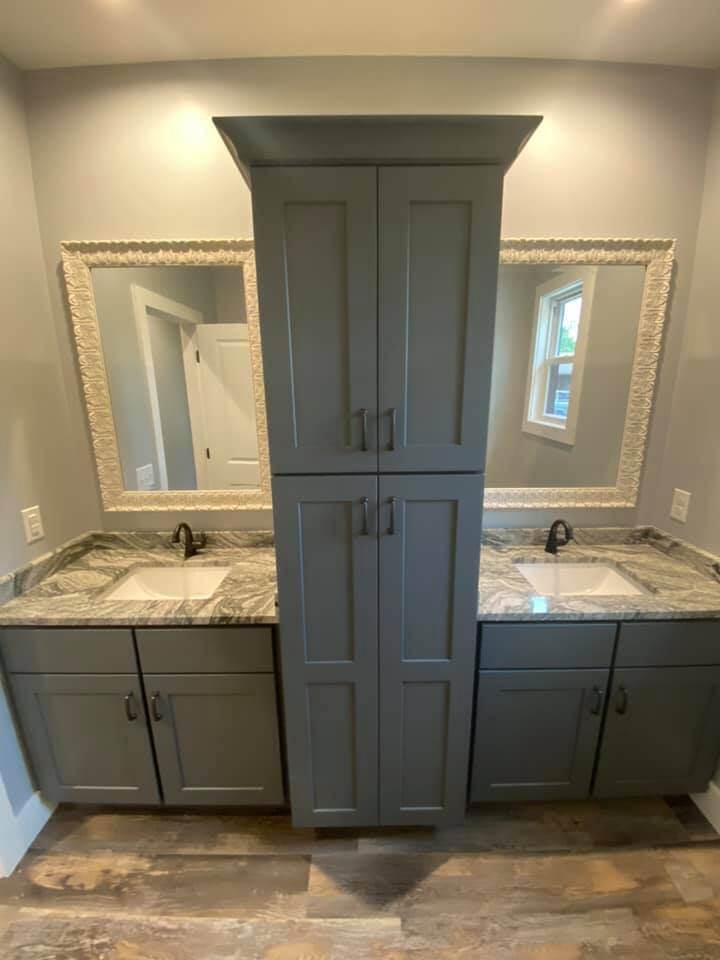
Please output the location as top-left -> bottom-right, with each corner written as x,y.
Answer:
92,264 -> 260,493
191,325 -> 260,489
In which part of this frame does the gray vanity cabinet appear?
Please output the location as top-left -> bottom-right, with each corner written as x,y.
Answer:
144,674 -> 284,805
9,674 -> 159,805
379,474 -> 483,824
251,166 -> 378,475
272,475 -> 380,826
471,669 -> 608,802
378,166 -> 502,473
594,665 -> 720,797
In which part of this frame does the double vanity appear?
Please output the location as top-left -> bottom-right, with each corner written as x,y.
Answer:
4,115 -> 702,829
3,524 -> 720,822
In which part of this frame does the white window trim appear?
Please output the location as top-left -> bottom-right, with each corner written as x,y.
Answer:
522,266 -> 597,447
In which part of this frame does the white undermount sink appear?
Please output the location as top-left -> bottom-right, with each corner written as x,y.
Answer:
105,566 -> 231,601
514,562 -> 646,597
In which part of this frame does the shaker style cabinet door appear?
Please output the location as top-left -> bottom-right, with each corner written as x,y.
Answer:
9,674 -> 160,805
471,669 -> 609,802
594,666 -> 720,797
252,166 -> 378,474
378,166 -> 503,472
272,475 -> 379,826
144,674 -> 284,806
378,474 -> 483,824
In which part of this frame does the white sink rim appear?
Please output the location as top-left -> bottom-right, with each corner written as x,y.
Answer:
514,561 -> 647,598
104,565 -> 232,601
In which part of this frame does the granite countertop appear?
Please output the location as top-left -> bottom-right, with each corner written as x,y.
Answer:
479,526 -> 720,622
0,532 -> 277,627
3,525 -> 720,629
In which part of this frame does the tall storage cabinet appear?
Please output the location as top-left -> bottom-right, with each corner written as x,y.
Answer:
217,116 -> 540,826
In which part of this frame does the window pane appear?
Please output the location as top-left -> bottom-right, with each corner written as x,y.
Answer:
555,294 -> 582,356
545,362 -> 573,419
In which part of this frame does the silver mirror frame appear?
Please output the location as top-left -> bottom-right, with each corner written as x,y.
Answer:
485,238 -> 675,510
61,239 -> 271,511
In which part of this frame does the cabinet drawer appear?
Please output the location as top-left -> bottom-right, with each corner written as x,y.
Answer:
136,627 -> 274,673
616,621 -> 720,667
479,623 -> 616,670
0,628 -> 136,673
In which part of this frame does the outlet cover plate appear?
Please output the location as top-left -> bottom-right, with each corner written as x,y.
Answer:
670,488 -> 691,524
21,505 -> 45,544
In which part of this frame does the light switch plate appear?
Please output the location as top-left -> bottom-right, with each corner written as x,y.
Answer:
136,463 -> 155,491
21,505 -> 45,544
670,488 -> 691,523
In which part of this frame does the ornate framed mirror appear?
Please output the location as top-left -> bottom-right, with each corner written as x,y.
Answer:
485,238 -> 675,510
61,239 -> 271,511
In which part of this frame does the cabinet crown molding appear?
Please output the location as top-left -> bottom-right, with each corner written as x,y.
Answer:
213,114 -> 542,184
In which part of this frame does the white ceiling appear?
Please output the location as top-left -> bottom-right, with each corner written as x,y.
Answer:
2,0 -> 720,71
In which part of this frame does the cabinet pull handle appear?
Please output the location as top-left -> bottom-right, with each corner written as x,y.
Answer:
359,408 -> 368,452
615,686 -> 629,715
389,497 -> 398,536
389,408 -> 397,451
590,686 -> 604,716
151,692 -> 163,721
360,497 -> 369,536
124,693 -> 138,722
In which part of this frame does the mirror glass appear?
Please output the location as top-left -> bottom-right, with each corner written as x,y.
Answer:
486,263 -> 646,488
92,265 -> 260,492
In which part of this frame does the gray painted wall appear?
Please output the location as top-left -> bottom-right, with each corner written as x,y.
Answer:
0,53 -> 61,869
487,264 -> 643,488
643,72 -> 720,549
21,57 -> 715,530
0,55 -> 99,576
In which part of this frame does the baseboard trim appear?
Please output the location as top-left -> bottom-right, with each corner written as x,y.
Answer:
0,791 -> 54,877
691,781 -> 720,835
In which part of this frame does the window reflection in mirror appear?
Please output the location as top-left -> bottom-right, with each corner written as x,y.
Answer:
486,263 -> 646,489
91,265 -> 260,493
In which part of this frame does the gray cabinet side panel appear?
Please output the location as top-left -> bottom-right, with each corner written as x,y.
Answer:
252,166 -> 378,474
8,674 -> 159,805
471,669 -> 608,802
379,474 -> 483,825
144,674 -> 284,806
378,165 -> 503,472
272,475 -> 379,826
594,665 -> 720,797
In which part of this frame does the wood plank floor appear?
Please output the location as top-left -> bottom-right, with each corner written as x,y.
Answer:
0,796 -> 718,958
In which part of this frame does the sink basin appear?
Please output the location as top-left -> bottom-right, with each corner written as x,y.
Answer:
105,566 -> 231,601
515,562 -> 646,597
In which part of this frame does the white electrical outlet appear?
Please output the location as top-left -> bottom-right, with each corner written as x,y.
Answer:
136,463 -> 155,491
21,505 -> 45,544
670,488 -> 691,524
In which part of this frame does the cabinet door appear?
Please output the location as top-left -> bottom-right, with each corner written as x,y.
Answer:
594,666 -> 720,797
471,669 -> 608,802
378,165 -> 503,472
9,674 -> 159,805
272,475 -> 379,826
252,166 -> 378,474
145,674 -> 284,805
378,474 -> 483,825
